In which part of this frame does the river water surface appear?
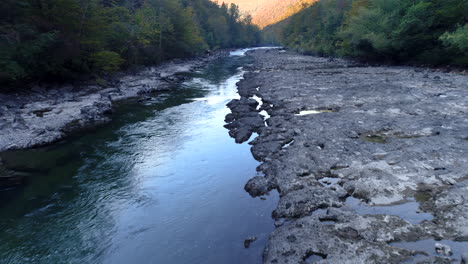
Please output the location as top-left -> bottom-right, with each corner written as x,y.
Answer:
0,49 -> 278,263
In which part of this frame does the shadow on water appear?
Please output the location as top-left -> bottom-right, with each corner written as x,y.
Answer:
0,50 -> 278,264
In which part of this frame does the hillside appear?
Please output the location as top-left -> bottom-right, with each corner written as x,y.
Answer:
1,0 -> 261,84
215,0 -> 317,28
275,0 -> 468,66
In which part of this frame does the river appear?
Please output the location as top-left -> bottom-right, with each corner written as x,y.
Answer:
0,49 -> 278,264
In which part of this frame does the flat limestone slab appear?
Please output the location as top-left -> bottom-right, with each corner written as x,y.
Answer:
226,49 -> 468,263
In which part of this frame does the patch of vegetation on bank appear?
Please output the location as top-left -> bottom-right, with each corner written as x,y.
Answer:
265,0 -> 468,67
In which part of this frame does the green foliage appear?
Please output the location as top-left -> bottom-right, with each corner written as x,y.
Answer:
440,24 -> 468,51
440,23 -> 468,65
280,0 -> 353,56
272,0 -> 468,66
90,51 -> 124,74
0,0 -> 261,85
186,0 -> 260,49
339,0 -> 408,60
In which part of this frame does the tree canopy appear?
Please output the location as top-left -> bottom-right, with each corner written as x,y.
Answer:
0,0 -> 261,84
269,0 -> 468,66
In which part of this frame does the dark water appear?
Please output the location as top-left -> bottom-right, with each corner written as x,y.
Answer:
0,49 -> 278,264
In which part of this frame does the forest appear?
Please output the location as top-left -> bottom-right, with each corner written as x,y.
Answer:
269,0 -> 468,66
0,0 -> 261,85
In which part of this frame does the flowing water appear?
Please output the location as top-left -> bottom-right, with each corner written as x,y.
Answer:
0,49 -> 278,264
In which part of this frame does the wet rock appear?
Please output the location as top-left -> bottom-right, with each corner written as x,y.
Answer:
225,97 -> 265,143
32,108 -> 53,117
245,176 -> 272,197
224,113 -> 235,123
229,127 -> 253,143
80,101 -> 112,119
244,236 -> 257,248
435,243 -> 452,256
274,219 -> 287,227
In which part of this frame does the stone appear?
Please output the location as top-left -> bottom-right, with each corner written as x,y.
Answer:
244,176 -> 272,197
435,243 -> 452,256
244,236 -> 257,248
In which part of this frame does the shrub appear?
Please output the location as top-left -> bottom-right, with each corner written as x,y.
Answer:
89,51 -> 124,74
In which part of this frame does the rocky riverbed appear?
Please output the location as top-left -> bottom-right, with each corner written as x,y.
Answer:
0,51 -> 227,188
226,49 -> 468,263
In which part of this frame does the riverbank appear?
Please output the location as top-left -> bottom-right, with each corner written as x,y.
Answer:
226,49 -> 468,263
0,51 -> 228,153
0,51 -> 228,188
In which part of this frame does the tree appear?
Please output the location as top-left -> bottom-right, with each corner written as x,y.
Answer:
0,0 -> 261,85
272,0 -> 468,66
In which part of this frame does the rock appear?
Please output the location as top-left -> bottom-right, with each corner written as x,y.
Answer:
229,127 -> 253,143
274,219 -> 287,227
264,211 -> 418,264
244,176 -> 272,197
80,101 -> 112,119
435,243 -> 452,256
224,113 -> 235,123
32,108 -> 53,117
244,236 -> 257,248
224,49 -> 468,263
